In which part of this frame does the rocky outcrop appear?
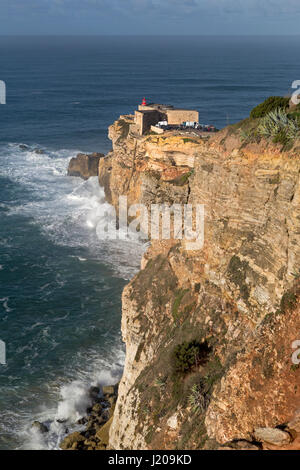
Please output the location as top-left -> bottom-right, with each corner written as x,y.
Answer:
59,385 -> 118,451
96,116 -> 300,450
68,152 -> 104,180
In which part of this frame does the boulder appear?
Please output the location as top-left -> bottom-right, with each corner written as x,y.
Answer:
68,152 -> 104,180
91,403 -> 103,415
84,439 -> 96,448
31,421 -> 48,433
102,385 -> 115,396
107,395 -> 117,407
60,431 -> 85,450
95,416 -> 113,447
254,427 -> 291,446
167,413 -> 178,430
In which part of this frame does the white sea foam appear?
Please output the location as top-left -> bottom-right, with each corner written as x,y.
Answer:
0,142 -> 146,279
0,297 -> 12,313
20,344 -> 125,450
0,142 -> 141,450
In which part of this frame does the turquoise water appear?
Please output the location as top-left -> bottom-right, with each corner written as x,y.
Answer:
0,35 -> 300,449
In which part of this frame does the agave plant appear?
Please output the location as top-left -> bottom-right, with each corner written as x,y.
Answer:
188,384 -> 207,413
258,107 -> 300,142
286,118 -> 299,140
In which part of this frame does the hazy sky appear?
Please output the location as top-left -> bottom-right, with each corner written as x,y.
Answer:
1,0 -> 300,35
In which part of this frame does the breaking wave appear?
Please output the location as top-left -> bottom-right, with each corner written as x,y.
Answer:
0,142 -> 146,449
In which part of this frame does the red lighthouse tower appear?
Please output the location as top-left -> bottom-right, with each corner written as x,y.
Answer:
141,97 -> 147,106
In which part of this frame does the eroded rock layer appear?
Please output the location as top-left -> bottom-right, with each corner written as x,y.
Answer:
99,116 -> 300,450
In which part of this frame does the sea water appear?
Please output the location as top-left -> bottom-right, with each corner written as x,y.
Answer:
0,35 -> 300,449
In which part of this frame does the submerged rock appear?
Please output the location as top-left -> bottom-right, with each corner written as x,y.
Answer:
89,386 -> 100,400
31,421 -> 48,434
77,417 -> 87,425
91,403 -> 103,415
59,383 -> 118,450
102,385 -> 115,396
56,418 -> 67,424
68,152 -> 104,180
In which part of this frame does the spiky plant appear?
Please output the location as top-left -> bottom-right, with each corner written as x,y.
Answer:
188,384 -> 207,413
154,377 -> 166,389
258,107 -> 300,144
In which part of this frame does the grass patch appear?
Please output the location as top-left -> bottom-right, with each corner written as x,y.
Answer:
183,137 -> 199,144
172,289 -> 188,321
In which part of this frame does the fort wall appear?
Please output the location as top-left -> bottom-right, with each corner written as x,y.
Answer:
167,109 -> 199,125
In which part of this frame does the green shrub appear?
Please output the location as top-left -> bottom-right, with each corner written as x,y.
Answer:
172,340 -> 210,374
280,290 -> 297,313
250,96 -> 289,119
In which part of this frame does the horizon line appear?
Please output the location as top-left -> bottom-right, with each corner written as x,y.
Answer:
1,33 -> 300,37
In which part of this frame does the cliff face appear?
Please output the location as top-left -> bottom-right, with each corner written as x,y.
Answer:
99,117 -> 300,449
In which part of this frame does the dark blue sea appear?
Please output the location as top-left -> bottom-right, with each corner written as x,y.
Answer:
0,35 -> 300,449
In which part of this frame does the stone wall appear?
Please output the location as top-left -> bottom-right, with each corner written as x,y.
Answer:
135,110 -> 166,135
135,106 -> 199,134
167,109 -> 199,125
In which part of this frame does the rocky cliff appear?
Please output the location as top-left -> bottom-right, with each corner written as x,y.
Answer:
68,152 -> 104,179
98,115 -> 300,450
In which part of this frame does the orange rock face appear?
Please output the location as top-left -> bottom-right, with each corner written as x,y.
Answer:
99,116 -> 300,450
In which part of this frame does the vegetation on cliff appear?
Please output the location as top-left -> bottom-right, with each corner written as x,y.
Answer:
222,96 -> 300,150
250,96 -> 289,118
100,110 -> 300,451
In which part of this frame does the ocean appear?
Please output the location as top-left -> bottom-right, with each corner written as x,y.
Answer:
0,35 -> 300,450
